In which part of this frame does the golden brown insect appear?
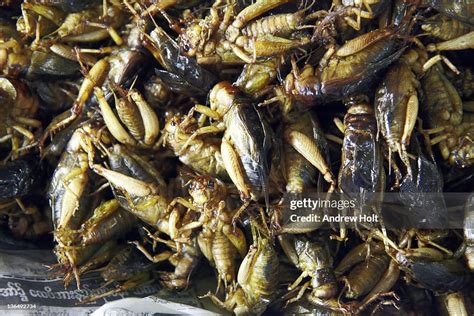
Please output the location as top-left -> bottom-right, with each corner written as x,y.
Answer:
18,2 -> 124,44
167,82 -> 275,221
240,8 -> 313,38
333,0 -> 389,31
16,3 -> 62,38
169,176 -> 247,291
258,95 -> 336,235
0,19 -> 84,78
226,0 -> 293,40
40,48 -> 145,148
375,48 -> 426,180
0,22 -> 31,77
342,253 -> 389,299
40,57 -> 110,147
48,123 -> 104,287
283,110 -> 336,194
334,242 -> 385,275
156,237 -> 202,290
180,0 -> 312,64
54,4 -> 126,44
272,100 -> 337,230
130,223 -> 202,290
354,259 -> 400,313
131,208 -> 202,290
421,14 -> 473,41
92,144 -> 169,228
86,151 -> 192,290
191,82 -> 274,213
48,141 -> 87,233
304,254 -> 399,314
201,227 -> 279,315
234,58 -> 281,98
95,87 -> 160,148
48,124 -> 99,234
281,118 -> 318,197
162,113 -> 229,180
421,64 -> 474,167
279,234 -> 338,304
283,25 -> 409,106
94,147 -> 199,287
57,199 -> 137,247
0,77 -> 40,160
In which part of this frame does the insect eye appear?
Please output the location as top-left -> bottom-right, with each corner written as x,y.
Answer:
207,180 -> 214,189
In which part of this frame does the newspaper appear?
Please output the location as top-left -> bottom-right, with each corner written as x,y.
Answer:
0,236 -> 219,315
91,297 -> 217,316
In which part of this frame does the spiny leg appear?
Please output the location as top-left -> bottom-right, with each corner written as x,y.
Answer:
129,240 -> 173,263
231,200 -> 250,226
80,272 -> 151,304
178,125 -> 225,155
221,139 -> 251,201
285,281 -> 311,307
285,130 -> 336,192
